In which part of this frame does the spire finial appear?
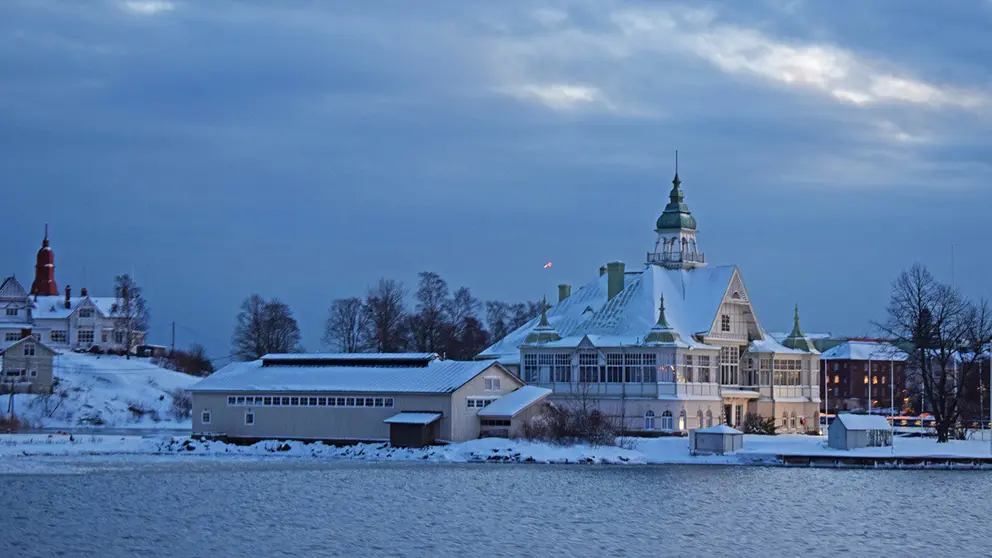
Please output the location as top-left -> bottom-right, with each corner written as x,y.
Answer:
44,223 -> 48,240
538,295 -> 550,327
793,303 -> 800,326
675,150 -> 678,175
658,294 -> 667,326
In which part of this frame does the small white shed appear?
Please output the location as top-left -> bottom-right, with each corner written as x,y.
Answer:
827,414 -> 893,450
690,424 -> 744,455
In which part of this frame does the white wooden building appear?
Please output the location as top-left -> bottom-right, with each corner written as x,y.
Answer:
478,165 -> 822,434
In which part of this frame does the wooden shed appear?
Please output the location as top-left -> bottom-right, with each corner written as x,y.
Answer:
690,424 -> 744,455
827,414 -> 892,450
384,412 -> 442,448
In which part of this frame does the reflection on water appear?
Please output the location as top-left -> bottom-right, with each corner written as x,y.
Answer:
1,458 -> 990,557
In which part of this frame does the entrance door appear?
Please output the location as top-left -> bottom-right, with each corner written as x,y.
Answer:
724,404 -> 733,426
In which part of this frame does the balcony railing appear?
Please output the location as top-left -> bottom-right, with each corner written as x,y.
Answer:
646,251 -> 706,265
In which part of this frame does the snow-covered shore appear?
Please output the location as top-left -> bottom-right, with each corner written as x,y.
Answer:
4,352 -> 197,429
2,433 -> 991,467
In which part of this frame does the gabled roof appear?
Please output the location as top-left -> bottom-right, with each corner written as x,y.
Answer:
477,386 -> 552,418
189,357 -> 516,394
0,276 -> 28,301
30,295 -> 116,320
0,335 -> 58,356
821,341 -> 907,361
834,414 -> 892,431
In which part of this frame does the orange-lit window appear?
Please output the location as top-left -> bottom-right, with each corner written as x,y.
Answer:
872,376 -> 878,384
864,375 -> 869,384
834,375 -> 839,383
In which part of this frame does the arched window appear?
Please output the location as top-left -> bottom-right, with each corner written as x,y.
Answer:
697,410 -> 704,429
678,409 -> 687,431
782,412 -> 789,431
661,410 -> 674,431
644,410 -> 656,431
790,412 -> 797,430
705,410 -> 713,427
681,238 -> 688,254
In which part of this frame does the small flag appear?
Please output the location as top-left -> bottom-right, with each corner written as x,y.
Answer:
543,261 -> 553,269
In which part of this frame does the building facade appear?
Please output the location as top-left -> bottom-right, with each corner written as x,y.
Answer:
189,353 -> 550,444
0,229 -> 142,353
478,167 -> 822,434
820,340 -> 908,414
0,336 -> 56,393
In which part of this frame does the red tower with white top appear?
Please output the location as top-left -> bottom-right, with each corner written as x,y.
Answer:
30,225 -> 58,296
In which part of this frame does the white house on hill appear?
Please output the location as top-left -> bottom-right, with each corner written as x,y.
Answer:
0,229 -> 142,352
478,166 -> 822,434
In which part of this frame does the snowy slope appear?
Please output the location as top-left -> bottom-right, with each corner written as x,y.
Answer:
5,352 -> 198,429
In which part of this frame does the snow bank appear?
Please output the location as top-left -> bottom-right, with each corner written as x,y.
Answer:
3,352 -> 198,429
4,433 -> 990,466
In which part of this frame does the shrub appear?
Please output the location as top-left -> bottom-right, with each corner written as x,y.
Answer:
0,415 -> 23,433
170,388 -> 192,420
521,403 -> 617,446
740,412 -> 776,435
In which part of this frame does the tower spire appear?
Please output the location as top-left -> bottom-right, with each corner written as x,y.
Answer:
783,303 -> 815,352
30,225 -> 58,296
524,295 -> 561,344
646,295 -> 681,345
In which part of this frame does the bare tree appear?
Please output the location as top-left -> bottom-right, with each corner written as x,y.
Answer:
409,272 -> 450,353
363,279 -> 407,353
110,274 -> 150,359
876,264 -> 969,442
323,297 -> 368,353
957,300 -> 992,426
232,295 -> 302,360
486,301 -> 511,344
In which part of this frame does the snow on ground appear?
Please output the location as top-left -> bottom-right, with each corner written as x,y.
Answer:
2,433 -> 991,467
4,352 -> 198,429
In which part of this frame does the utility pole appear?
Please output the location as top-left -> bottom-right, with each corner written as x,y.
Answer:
171,321 -> 176,356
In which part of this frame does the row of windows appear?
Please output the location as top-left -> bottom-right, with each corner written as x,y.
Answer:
481,419 -> 511,427
3,329 -> 123,345
225,395 -> 395,408
5,308 -> 18,316
467,397 -> 497,408
3,369 -> 38,378
826,375 -> 889,384
200,410 -> 253,426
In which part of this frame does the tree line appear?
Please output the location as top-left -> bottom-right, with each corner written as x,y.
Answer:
230,271 -> 543,361
877,263 -> 992,443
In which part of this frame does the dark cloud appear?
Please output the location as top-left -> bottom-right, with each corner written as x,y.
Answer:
0,0 -> 989,356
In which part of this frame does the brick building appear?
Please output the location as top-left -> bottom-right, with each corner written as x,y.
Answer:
820,340 -> 908,414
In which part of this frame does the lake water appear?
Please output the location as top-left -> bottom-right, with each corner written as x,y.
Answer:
1,457 -> 990,557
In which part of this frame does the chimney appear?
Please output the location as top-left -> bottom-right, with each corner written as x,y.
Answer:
607,261 -> 625,300
80,287 -> 88,297
65,285 -> 71,308
558,284 -> 571,303
599,265 -> 607,277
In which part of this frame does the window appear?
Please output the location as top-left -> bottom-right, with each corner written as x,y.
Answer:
374,398 -> 383,407
310,397 -> 318,406
5,308 -> 16,316
101,332 -> 109,343
833,363 -> 838,372
337,397 -> 346,406
697,410 -> 705,428
872,376 -> 878,385
328,397 -> 337,407
606,354 -> 623,383
624,353 -> 643,383
355,398 -> 365,407
734,405 -> 743,427
114,331 -> 124,344
227,396 -> 236,405
660,410 -> 674,431
679,409 -> 686,431
578,353 -> 599,383
720,314 -> 731,332
719,347 -> 739,385
78,308 -> 93,318
4,332 -> 19,342
834,375 -> 840,383
244,411 -> 254,425
881,376 -> 886,384
697,355 -> 711,383
281,397 -> 290,405
484,377 -> 501,391
318,397 -> 326,406
272,397 -> 281,406
201,410 -> 211,424
706,410 -> 713,427
300,397 -> 309,406
553,353 -> 572,383
264,397 -> 272,405
23,343 -> 35,356
77,328 -> 94,345
782,412 -> 789,430
774,359 -> 801,386
468,399 -> 476,408
50,330 -> 67,344
681,354 -> 693,382
863,375 -> 869,384
30,370 -> 37,377
365,398 -> 374,407
644,410 -> 655,430
384,398 -> 394,408
523,354 -> 539,383
790,412 -> 797,430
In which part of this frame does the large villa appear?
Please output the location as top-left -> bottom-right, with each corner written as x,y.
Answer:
478,167 -> 822,434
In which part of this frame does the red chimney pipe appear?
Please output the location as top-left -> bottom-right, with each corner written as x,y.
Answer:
80,287 -> 88,297
65,285 -> 71,309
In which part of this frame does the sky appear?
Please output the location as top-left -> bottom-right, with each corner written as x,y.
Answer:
1,0 -> 990,360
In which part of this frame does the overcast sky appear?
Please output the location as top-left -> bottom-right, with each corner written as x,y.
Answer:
1,0 -> 990,359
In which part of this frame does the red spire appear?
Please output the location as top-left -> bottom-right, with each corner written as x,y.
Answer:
30,224 -> 58,296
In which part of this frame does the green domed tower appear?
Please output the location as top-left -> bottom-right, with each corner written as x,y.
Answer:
647,152 -> 706,269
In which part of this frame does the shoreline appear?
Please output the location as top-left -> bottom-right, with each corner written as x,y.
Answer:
3,432 -> 992,470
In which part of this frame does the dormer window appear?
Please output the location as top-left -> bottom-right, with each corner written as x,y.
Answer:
720,314 -> 731,332
78,308 -> 93,318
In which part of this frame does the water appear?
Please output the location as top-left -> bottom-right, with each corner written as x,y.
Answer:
1,457 -> 990,557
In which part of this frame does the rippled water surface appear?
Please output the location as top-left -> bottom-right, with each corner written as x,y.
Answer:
1,457 -> 990,557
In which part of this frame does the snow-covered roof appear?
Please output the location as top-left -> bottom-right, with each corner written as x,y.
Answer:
30,295 -> 117,320
0,335 -> 58,355
383,412 -> 442,425
749,331 -> 810,355
260,353 -> 438,367
821,341 -> 907,361
769,332 -> 833,342
477,386 -> 552,418
189,358 -> 510,394
834,414 -> 892,431
0,276 -> 28,301
696,424 -> 742,434
480,265 -> 745,360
